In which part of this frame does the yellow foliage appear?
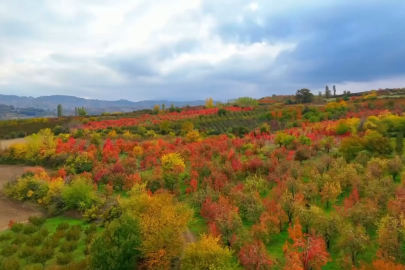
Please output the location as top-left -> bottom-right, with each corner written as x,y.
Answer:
107,130 -> 117,138
24,128 -> 56,162
205,98 -> 214,108
182,234 -> 234,270
325,100 -> 347,110
161,152 -> 185,173
186,130 -> 201,143
181,122 -> 194,134
123,131 -> 132,139
133,146 -> 144,157
27,190 -> 34,198
10,143 -> 28,160
43,177 -> 65,206
120,187 -> 193,269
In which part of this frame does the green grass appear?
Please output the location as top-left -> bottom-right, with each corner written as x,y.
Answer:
188,213 -> 208,237
266,230 -> 289,261
0,216 -> 102,269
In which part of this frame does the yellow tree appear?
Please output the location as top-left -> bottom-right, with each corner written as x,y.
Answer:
321,181 -> 342,209
133,146 -> 144,157
205,98 -> 214,108
181,122 -> 194,135
120,186 -> 193,269
182,234 -> 236,270
153,104 -> 160,114
161,152 -> 185,173
186,130 -> 201,143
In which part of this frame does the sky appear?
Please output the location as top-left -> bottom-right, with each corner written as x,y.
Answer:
0,0 -> 404,101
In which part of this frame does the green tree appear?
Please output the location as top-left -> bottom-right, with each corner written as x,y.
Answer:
339,136 -> 364,161
295,89 -> 314,103
396,131 -> 404,155
162,103 -> 166,111
32,247 -> 54,267
233,97 -> 258,107
78,107 -> 87,116
62,177 -> 100,211
338,224 -> 370,265
325,86 -> 331,98
159,120 -> 171,135
57,104 -> 63,117
90,214 -> 141,270
153,104 -> 160,114
333,85 -> 336,96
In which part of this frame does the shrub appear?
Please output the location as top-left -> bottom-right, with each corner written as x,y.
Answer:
65,226 -> 82,241
28,215 -> 46,226
85,233 -> 95,245
43,237 -> 60,249
38,228 -> 49,237
69,153 -> 93,174
26,233 -> 43,247
0,244 -> 18,257
11,234 -> 27,245
59,241 -> 78,253
10,223 -> 24,233
19,246 -> 35,262
53,230 -> 66,241
85,224 -> 97,235
1,257 -> 20,270
57,222 -> 70,231
32,247 -> 54,267
62,177 -> 101,211
22,223 -> 39,234
0,233 -> 12,242
56,253 -> 74,265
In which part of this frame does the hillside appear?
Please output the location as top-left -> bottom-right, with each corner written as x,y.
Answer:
0,94 -> 207,114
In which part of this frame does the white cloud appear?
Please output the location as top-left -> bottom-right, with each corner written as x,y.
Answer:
0,0 -> 404,100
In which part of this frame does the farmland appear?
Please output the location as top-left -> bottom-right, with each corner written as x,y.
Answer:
1,93 -> 405,269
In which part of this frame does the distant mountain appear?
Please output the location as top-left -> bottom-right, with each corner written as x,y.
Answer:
0,94 -> 207,115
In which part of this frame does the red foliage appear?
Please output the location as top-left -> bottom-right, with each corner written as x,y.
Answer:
239,241 -> 273,270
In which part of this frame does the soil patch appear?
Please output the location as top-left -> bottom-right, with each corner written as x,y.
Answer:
0,165 -> 44,229
0,138 -> 25,150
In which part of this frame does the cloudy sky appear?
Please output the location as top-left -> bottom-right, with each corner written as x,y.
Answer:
0,0 -> 404,101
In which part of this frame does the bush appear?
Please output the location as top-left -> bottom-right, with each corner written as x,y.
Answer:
53,230 -> 66,241
26,233 -> 44,247
65,226 -> 82,241
11,234 -> 27,245
38,228 -> 49,237
62,177 -> 101,211
83,205 -> 100,222
0,233 -> 12,242
0,244 -> 18,257
43,237 -> 60,249
19,246 -> 35,262
57,222 -> 70,231
59,241 -> 78,253
10,223 -> 24,233
28,216 -> 46,226
56,253 -> 74,265
32,247 -> 54,267
85,224 -> 97,235
22,223 -> 39,234
69,153 -> 93,174
1,257 -> 20,270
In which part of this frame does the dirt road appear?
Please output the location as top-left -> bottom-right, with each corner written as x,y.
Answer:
0,165 -> 43,230
0,138 -> 25,150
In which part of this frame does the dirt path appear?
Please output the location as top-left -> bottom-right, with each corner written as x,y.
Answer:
184,229 -> 197,244
0,138 -> 25,150
0,165 -> 43,230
